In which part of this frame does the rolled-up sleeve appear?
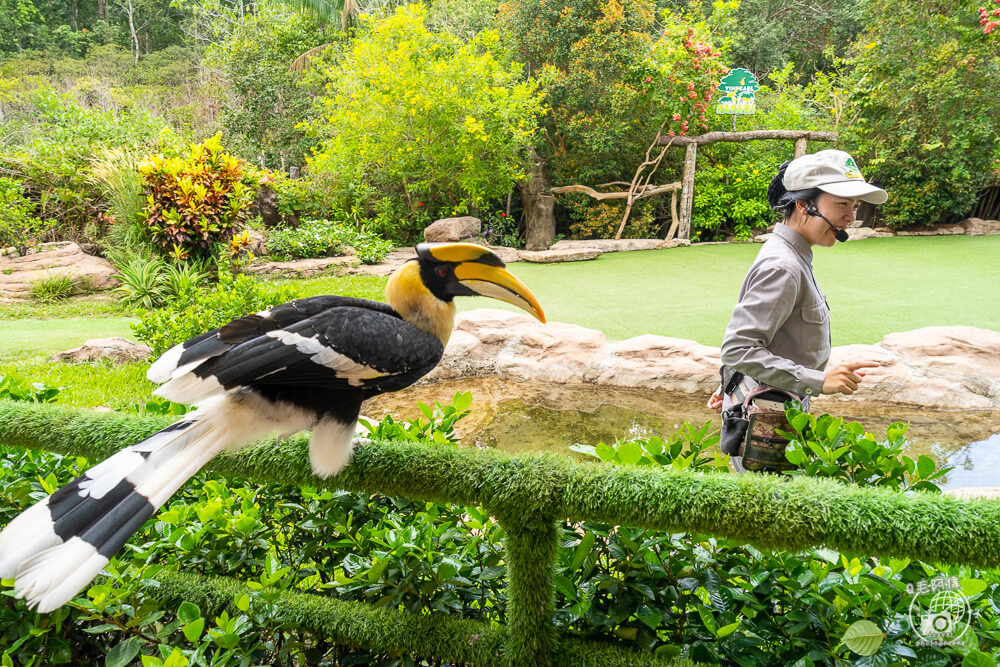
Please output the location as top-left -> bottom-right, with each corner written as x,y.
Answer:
720,263 -> 826,396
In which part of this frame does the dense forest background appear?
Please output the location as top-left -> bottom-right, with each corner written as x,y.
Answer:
1,0 -> 998,253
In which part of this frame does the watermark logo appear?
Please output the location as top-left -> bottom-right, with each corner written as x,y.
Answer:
907,575 -> 970,646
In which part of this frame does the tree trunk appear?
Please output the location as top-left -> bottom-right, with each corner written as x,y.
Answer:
126,0 -> 139,65
679,143 -> 697,240
522,150 -> 555,251
98,0 -> 108,20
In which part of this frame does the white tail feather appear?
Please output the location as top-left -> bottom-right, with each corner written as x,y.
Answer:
145,343 -> 185,384
3,393 -> 320,613
15,538 -> 109,614
0,499 -> 60,580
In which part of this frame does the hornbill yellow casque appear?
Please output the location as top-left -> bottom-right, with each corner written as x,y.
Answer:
0,242 -> 544,613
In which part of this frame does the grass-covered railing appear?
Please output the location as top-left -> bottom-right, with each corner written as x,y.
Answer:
2,402 -> 1000,666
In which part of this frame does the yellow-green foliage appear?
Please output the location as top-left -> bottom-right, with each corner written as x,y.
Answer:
568,200 -> 659,240
303,5 -> 545,219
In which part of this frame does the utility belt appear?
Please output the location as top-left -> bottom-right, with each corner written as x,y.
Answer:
719,367 -> 803,473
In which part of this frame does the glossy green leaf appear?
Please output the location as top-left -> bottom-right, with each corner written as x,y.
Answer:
842,619 -> 884,656
106,637 -> 142,667
177,601 -> 200,624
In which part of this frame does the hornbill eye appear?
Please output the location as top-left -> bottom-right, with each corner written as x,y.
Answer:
435,266 -> 449,280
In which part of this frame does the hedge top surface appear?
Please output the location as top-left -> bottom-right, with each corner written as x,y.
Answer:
1,401 -> 999,568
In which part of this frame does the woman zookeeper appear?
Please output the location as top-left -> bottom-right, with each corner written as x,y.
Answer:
708,149 -> 887,472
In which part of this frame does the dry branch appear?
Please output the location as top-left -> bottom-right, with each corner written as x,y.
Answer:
656,130 -> 839,146
548,183 -> 681,200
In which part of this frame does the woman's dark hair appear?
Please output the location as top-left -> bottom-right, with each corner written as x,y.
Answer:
767,161 -> 823,219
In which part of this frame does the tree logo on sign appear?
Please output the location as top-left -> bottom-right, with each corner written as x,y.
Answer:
716,68 -> 760,115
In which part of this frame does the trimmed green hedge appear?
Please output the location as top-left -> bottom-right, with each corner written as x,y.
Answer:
151,569 -> 692,667
1,402 -> 999,665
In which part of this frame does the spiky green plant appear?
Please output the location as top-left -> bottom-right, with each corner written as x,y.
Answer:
28,272 -> 77,303
112,256 -> 168,310
162,260 -> 209,302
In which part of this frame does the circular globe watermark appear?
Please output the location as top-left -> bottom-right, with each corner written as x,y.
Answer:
908,577 -> 971,646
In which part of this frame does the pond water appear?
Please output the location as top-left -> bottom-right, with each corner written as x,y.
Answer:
363,378 -> 999,491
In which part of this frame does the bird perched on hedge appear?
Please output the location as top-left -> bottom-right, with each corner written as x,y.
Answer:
0,242 -> 544,613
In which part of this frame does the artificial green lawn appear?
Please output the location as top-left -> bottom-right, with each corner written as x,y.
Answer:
0,317 -> 137,357
461,235 -> 1000,346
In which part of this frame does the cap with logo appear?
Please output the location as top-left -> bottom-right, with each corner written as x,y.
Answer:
782,149 -> 888,205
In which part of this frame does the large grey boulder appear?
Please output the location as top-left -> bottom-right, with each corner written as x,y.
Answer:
426,311 -> 1000,411
423,216 -> 482,243
53,337 -> 153,364
0,242 -> 119,301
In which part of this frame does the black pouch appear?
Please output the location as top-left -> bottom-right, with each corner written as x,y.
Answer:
718,366 -> 748,455
720,406 -> 749,455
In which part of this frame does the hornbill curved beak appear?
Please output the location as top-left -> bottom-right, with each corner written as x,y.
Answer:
416,242 -> 546,323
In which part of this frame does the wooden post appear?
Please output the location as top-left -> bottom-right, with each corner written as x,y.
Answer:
679,143 -> 697,239
794,137 -> 808,159
664,189 -> 680,241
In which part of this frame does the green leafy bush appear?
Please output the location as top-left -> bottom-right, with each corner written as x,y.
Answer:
0,87 -> 178,239
139,134 -> 254,260
131,270 -> 298,355
0,176 -> 56,255
360,391 -> 473,446
481,210 -> 522,247
692,159 -> 775,240
267,173 -> 327,223
782,407 -> 952,491
265,218 -> 394,264
840,0 -> 1000,226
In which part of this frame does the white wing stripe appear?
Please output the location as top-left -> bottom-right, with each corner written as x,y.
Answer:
264,330 -> 386,386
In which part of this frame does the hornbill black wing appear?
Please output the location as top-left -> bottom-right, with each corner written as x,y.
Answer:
152,300 -> 445,407
147,295 -> 400,385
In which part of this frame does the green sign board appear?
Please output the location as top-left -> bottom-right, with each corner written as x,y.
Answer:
716,67 -> 760,115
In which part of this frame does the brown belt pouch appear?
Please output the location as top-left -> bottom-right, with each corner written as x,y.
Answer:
739,386 -> 801,473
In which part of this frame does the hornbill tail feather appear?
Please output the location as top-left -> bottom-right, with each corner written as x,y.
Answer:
0,394 -> 317,612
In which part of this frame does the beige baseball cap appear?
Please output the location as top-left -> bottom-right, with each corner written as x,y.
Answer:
783,149 -> 888,205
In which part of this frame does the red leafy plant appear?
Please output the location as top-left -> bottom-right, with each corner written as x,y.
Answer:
139,134 -> 254,259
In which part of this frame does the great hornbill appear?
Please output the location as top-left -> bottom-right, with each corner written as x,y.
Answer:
0,242 -> 544,613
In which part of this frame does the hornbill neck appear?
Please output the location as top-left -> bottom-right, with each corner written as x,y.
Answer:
385,261 -> 456,346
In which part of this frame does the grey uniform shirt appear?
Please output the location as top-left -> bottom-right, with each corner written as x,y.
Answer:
720,223 -> 831,397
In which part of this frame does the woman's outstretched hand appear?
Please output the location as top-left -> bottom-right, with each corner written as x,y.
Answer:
707,391 -> 723,412
822,361 -> 880,395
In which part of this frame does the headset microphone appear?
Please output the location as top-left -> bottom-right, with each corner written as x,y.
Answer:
807,204 -> 849,243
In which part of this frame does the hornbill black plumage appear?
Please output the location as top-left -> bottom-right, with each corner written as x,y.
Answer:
0,242 -> 545,613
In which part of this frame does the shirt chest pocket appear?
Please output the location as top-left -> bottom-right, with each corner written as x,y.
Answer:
800,301 -> 830,350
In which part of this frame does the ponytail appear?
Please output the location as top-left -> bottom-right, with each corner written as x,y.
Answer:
767,161 -> 822,220
767,161 -> 791,212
